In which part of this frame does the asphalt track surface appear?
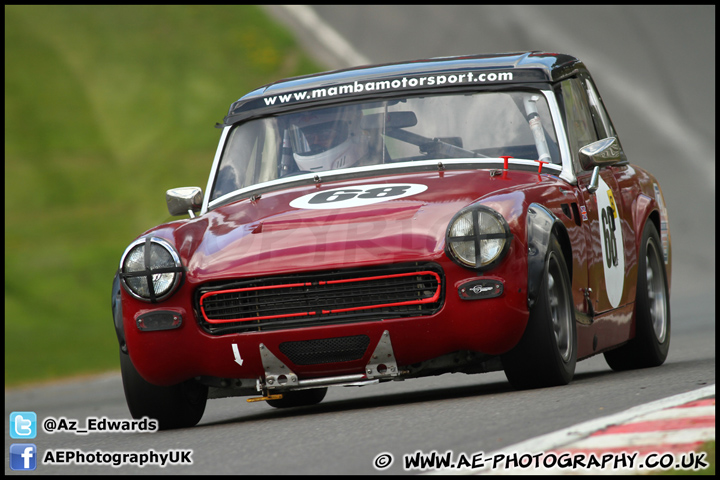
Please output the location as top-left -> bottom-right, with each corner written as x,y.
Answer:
5,5 -> 715,475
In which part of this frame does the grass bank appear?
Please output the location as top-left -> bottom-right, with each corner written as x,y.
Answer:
5,5 -> 321,386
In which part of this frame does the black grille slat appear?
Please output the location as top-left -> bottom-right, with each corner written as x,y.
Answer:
203,275 -> 439,318
203,278 -> 438,319
196,263 -> 444,334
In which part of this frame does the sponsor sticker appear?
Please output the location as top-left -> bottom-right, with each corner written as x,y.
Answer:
580,205 -> 588,221
261,70 -> 520,108
290,183 -> 428,210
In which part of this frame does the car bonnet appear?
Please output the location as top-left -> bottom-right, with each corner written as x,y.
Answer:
178,168 -> 542,283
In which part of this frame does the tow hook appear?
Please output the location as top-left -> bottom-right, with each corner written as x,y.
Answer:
365,331 -> 399,378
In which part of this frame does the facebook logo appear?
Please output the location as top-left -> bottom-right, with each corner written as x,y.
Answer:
10,444 -> 37,471
10,411 -> 37,439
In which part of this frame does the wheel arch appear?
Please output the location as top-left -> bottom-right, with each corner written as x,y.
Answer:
646,209 -> 661,243
526,203 -> 572,309
632,189 -> 671,291
112,271 -> 128,354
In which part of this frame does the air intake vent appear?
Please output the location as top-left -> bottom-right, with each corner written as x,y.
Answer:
196,263 -> 444,334
279,335 -> 370,365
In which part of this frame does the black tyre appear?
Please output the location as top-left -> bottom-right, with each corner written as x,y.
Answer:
604,222 -> 670,370
502,236 -> 576,389
120,350 -> 208,430
266,388 -> 328,409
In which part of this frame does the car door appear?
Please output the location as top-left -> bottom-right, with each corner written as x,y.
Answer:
559,76 -> 627,316
583,76 -> 640,311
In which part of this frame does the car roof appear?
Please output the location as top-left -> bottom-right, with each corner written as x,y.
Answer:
224,51 -> 586,125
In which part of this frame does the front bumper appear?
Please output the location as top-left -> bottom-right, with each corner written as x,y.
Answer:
122,258 -> 529,387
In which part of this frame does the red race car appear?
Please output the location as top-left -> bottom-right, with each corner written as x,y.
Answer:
112,52 -> 671,429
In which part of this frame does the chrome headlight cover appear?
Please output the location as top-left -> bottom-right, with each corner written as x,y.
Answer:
119,237 -> 184,303
446,205 -> 512,270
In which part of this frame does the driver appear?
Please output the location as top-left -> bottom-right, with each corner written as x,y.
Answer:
287,105 -> 370,172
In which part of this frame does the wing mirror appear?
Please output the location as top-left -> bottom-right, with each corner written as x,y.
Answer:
166,187 -> 203,217
579,137 -> 622,170
580,137 -> 622,194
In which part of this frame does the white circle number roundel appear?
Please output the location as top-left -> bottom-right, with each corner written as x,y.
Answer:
596,177 -> 625,308
290,183 -> 428,210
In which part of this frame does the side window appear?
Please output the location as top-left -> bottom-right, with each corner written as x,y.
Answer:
584,77 -> 616,140
560,77 -> 598,173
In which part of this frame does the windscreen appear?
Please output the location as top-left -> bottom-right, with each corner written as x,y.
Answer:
210,91 -> 559,202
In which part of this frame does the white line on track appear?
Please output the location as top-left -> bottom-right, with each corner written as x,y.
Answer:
279,5 -> 371,68
569,427 -> 715,449
633,405 -> 715,421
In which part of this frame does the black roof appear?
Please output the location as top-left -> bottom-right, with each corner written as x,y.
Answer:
224,51 -> 585,125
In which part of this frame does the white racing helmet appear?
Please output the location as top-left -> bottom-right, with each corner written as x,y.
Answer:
289,105 -> 369,172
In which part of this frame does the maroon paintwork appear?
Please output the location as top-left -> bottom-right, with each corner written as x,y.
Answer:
121,164 -> 670,386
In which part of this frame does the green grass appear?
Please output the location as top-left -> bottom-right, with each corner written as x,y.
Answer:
658,441 -> 715,475
5,5 -> 322,387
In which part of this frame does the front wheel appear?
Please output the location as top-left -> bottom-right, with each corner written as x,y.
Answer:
502,236 -> 576,389
604,221 -> 670,370
120,350 -> 208,430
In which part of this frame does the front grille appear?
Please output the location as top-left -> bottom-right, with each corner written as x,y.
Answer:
196,263 -> 444,334
279,335 -> 370,365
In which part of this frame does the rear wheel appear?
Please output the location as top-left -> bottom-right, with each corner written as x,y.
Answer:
502,236 -> 576,389
266,388 -> 328,408
604,222 -> 670,370
120,350 -> 207,430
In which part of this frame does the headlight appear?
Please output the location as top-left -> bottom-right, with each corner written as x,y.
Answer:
119,237 -> 184,302
446,206 -> 512,270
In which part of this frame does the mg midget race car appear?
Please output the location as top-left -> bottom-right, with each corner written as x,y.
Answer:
112,52 -> 672,429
